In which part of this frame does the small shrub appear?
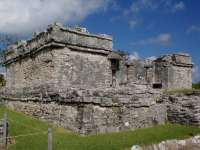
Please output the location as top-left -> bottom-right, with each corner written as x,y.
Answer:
115,50 -> 129,57
163,88 -> 198,95
192,82 -> 200,89
0,74 -> 6,87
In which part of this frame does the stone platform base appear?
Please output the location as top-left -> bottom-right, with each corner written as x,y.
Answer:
2,87 -> 200,135
2,87 -> 167,135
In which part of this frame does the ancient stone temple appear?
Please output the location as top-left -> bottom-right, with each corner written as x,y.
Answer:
1,23 -> 194,135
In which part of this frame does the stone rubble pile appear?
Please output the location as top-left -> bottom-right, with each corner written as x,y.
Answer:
143,135 -> 200,150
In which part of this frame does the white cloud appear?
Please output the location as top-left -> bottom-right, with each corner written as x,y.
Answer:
193,66 -> 200,83
124,0 -> 158,15
172,1 -> 185,12
122,0 -> 185,29
146,56 -> 157,60
158,33 -> 171,45
130,0 -> 156,13
129,20 -> 138,29
129,52 -> 140,60
132,33 -> 171,46
0,67 -> 6,77
0,0 -> 111,34
187,25 -> 200,34
105,0 -> 120,11
125,0 -> 185,15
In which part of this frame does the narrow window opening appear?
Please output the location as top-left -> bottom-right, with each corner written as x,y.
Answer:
153,83 -> 162,89
111,59 -> 119,71
110,59 -> 120,87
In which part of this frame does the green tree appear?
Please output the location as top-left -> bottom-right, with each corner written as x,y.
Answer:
114,49 -> 129,57
192,82 -> 200,89
0,74 -> 6,87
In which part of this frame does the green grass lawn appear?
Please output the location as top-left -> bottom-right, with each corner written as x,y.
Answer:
193,83 -> 200,89
163,88 -> 200,94
1,106 -> 200,150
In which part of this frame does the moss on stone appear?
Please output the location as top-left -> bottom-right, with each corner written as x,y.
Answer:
163,88 -> 200,95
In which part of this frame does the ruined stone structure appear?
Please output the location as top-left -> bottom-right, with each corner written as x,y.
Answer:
133,134 -> 200,150
1,23 -> 194,135
153,54 -> 193,89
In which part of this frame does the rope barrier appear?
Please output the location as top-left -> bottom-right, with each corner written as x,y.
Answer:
0,131 -> 47,140
8,118 -> 47,132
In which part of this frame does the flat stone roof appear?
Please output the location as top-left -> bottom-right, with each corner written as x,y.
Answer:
3,23 -> 113,65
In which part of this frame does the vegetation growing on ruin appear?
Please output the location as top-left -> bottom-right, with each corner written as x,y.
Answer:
115,49 -> 129,57
163,88 -> 200,94
0,74 -> 6,87
1,106 -> 200,150
193,82 -> 200,89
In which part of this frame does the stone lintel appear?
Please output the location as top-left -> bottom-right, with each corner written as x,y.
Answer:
3,40 -> 113,66
3,42 -> 65,66
59,26 -> 112,41
171,62 -> 193,68
4,23 -> 113,65
67,45 -> 110,55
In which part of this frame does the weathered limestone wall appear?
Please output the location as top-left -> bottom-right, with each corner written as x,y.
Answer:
164,92 -> 200,126
144,60 -> 154,85
3,86 -> 200,135
168,66 -> 192,89
5,45 -> 112,95
53,47 -> 112,89
50,25 -> 113,51
154,64 -> 192,89
153,54 -> 193,89
6,101 -> 81,133
4,23 -> 115,95
5,48 -> 58,94
143,135 -> 200,150
127,60 -> 146,84
1,23 -> 195,136
154,61 -> 169,88
4,23 -> 113,63
115,59 -> 128,86
3,87 -> 167,135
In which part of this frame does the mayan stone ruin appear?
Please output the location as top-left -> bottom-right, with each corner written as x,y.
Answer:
1,23 -> 198,135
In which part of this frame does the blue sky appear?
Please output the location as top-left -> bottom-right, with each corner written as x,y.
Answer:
0,0 -> 199,82
82,0 -> 200,82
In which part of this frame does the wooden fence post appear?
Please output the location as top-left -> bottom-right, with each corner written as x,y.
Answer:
48,128 -> 53,150
3,113 -> 7,149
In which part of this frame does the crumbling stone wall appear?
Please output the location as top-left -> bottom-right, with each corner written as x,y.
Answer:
5,47 -> 112,95
164,92 -> 200,126
143,135 -> 200,150
53,47 -> 112,89
6,48 -> 58,94
168,65 -> 192,89
1,23 -> 195,135
3,89 -> 200,135
3,87 -> 167,135
4,23 -> 113,95
3,23 -> 193,96
154,54 -> 193,89
126,60 -> 146,84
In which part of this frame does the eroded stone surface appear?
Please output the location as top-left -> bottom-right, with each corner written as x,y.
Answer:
3,87 -> 167,135
143,135 -> 200,150
1,23 -> 195,135
165,92 -> 200,127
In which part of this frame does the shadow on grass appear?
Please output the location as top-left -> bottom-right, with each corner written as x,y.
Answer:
0,106 -> 200,150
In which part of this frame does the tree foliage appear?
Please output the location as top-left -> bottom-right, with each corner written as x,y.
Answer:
114,49 -> 129,57
0,34 -> 20,47
193,82 -> 200,89
0,74 -> 6,87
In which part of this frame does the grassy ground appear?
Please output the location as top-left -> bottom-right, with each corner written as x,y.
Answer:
163,88 -> 200,94
193,83 -> 200,89
1,106 -> 200,150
